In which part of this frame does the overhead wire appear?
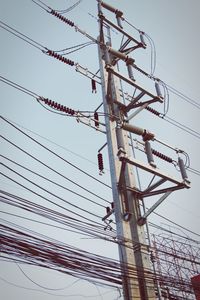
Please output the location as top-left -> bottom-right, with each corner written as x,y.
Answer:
0,76 -> 40,98
0,170 -> 104,227
0,190 -> 115,240
1,212 -> 199,297
1,135 -> 111,206
1,162 -> 104,221
0,21 -> 44,51
1,221 -> 197,295
55,0 -> 83,14
152,211 -> 200,238
1,1 -> 198,298
1,155 -> 107,208
30,0 -> 50,11
0,117 -> 100,168
33,0 -> 200,118
1,116 -> 112,189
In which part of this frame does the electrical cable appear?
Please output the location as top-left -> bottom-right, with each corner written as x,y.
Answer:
0,76 -> 40,98
31,0 -> 50,11
0,20 -> 45,51
0,155 -> 107,208
1,135 -> 111,205
152,211 -> 200,238
55,0 -> 83,14
0,116 -> 100,168
0,190 -> 115,239
187,167 -> 200,176
0,171 -> 103,226
1,116 -> 112,189
16,263 -> 81,291
122,17 -> 200,110
53,41 -> 95,54
1,163 -> 103,220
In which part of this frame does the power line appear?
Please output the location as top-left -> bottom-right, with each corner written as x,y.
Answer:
0,76 -> 40,98
1,162 -> 104,220
152,211 -> 200,238
0,116 -> 101,168
1,154 -> 107,208
55,0 -> 83,14
1,116 -> 112,189
0,20 -> 45,51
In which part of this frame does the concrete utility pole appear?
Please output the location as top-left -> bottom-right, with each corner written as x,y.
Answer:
97,2 -> 190,299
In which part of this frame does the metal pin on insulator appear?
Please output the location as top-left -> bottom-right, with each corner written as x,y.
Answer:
178,157 -> 188,181
155,82 -> 162,98
94,112 -> 99,128
145,141 -> 156,167
97,152 -> 104,174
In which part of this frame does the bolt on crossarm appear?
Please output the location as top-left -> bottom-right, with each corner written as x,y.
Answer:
97,2 -> 156,299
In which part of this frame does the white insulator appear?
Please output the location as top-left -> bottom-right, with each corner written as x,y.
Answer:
122,123 -> 144,136
140,32 -> 146,46
178,157 -> 188,180
116,16 -> 123,28
116,127 -> 125,151
155,82 -> 162,98
101,1 -> 117,13
145,141 -> 156,167
127,64 -> 135,81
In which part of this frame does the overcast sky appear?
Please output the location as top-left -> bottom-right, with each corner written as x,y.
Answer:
1,0 -> 200,299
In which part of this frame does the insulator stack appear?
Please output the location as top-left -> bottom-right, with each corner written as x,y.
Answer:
151,149 -> 173,163
145,141 -> 156,167
91,79 -> 97,93
145,106 -> 161,116
97,152 -> 104,174
178,157 -> 188,180
50,10 -> 75,27
94,112 -> 99,128
46,50 -> 74,66
41,98 -> 75,115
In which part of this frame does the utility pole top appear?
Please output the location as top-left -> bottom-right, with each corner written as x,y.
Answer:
97,1 -> 190,299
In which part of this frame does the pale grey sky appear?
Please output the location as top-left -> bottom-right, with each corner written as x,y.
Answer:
1,0 -> 200,299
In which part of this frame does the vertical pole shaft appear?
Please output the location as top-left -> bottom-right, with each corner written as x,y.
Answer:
97,21 -> 156,300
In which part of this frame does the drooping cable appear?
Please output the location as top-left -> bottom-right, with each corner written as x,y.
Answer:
54,0 -> 83,14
